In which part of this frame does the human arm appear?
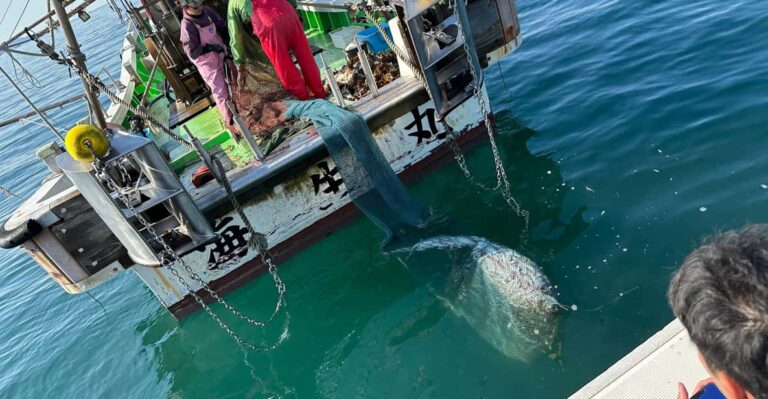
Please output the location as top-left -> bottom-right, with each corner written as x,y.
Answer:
180,20 -> 204,60
226,0 -> 250,65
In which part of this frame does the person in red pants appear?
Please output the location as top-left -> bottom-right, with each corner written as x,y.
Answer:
249,0 -> 326,100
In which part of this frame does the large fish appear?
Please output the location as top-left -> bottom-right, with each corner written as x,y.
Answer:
395,235 -> 561,361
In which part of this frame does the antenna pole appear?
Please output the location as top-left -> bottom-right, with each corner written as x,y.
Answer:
51,0 -> 107,129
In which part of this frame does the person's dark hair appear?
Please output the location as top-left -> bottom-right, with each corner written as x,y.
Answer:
669,225 -> 768,398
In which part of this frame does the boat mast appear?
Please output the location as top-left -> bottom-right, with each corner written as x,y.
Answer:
51,0 -> 107,129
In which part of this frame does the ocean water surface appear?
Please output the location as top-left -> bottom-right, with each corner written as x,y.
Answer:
1,1 -> 767,397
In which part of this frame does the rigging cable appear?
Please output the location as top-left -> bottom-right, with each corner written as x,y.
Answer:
2,0 -> 41,90
23,29 -> 291,350
0,0 -> 15,26
47,0 -> 56,49
8,0 -> 32,40
5,50 -> 42,89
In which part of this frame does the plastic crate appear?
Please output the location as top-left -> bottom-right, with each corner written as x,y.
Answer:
356,23 -> 392,53
300,9 -> 351,33
329,25 -> 365,49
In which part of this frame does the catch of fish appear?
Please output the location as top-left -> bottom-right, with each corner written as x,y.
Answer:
395,235 -> 562,361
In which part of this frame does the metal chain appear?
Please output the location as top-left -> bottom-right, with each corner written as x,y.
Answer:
360,0 -> 528,229
447,0 -> 529,230
26,33 -> 194,150
86,142 -> 287,351
26,24 -> 289,350
357,3 -> 394,13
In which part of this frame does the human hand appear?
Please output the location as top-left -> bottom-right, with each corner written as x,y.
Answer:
203,44 -> 225,53
236,64 -> 247,87
677,378 -> 717,399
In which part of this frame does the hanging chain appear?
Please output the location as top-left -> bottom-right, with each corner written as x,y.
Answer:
447,0 -> 529,230
31,29 -> 289,318
86,141 -> 287,351
49,34 -> 288,332
360,1 -> 528,228
26,31 -> 193,150
24,17 -> 289,350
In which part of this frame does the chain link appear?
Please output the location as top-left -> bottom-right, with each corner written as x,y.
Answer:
91,150 -> 287,351
34,29 -> 290,332
361,1 -> 529,229
27,32 -> 194,150
447,0 -> 529,231
84,113 -> 287,350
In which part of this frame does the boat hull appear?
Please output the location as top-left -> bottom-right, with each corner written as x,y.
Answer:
168,112 -> 492,319
129,93 -> 493,318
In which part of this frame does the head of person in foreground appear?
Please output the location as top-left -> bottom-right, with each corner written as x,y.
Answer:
669,225 -> 768,399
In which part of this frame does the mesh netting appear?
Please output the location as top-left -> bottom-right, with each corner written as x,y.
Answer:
231,61 -> 294,136
396,235 -> 561,361
284,100 -> 427,242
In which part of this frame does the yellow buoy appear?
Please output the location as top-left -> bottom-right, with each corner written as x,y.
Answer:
65,125 -> 109,161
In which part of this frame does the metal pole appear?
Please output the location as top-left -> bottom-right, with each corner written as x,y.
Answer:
0,65 -> 65,141
0,92 -> 86,129
319,53 -> 345,107
51,0 -> 107,129
139,40 -> 165,107
355,38 -> 379,97
0,0 -> 86,49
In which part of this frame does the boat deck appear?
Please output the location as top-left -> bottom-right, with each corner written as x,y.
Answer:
570,319 -> 709,399
165,76 -> 426,215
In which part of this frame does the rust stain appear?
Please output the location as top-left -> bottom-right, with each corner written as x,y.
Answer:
153,268 -> 183,299
279,172 -> 310,196
23,244 -> 73,287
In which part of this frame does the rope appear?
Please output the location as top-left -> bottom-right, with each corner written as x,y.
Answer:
104,0 -> 127,24
0,186 -> 23,199
5,50 -> 42,89
361,5 -> 427,88
19,115 -> 67,132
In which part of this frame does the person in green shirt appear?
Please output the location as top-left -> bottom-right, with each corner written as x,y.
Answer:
226,0 -> 297,79
224,0 -> 300,157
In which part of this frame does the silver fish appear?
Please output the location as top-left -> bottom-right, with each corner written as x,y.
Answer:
397,235 -> 561,361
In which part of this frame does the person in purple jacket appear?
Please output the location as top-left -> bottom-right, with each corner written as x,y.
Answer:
179,0 -> 239,134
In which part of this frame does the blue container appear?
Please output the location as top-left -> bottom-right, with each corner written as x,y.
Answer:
356,23 -> 392,53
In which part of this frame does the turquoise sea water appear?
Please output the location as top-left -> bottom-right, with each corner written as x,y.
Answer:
1,2 -> 767,397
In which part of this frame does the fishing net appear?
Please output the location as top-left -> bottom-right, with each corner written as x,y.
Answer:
284,100 -> 428,242
396,235 -> 561,361
231,61 -> 293,136
229,61 -> 315,156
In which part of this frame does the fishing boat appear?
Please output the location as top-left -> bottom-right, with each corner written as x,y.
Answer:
0,0 -> 522,323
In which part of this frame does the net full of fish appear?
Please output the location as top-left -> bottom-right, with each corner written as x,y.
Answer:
395,235 -> 562,361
